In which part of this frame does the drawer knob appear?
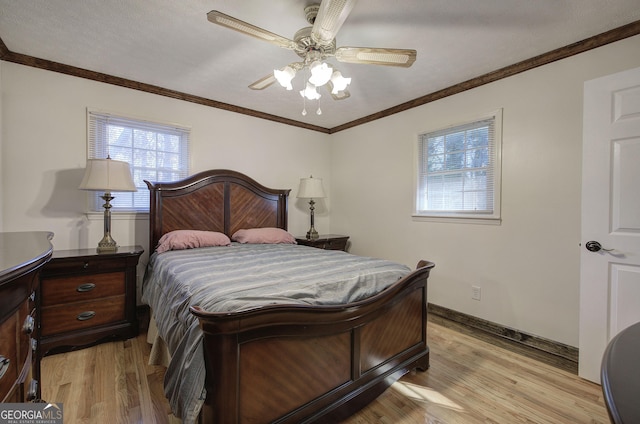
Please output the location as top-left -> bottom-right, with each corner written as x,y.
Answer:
77,311 -> 96,321
83,262 -> 89,269
0,356 -> 9,381
29,291 -> 36,302
26,379 -> 38,401
77,283 -> 96,293
31,338 -> 38,353
23,315 -> 35,334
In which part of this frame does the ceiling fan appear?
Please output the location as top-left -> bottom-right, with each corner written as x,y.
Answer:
207,0 -> 417,110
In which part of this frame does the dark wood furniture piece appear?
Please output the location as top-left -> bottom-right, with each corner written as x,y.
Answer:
39,246 -> 143,357
145,169 -> 435,423
0,231 -> 53,403
601,321 -> 640,424
295,234 -> 349,251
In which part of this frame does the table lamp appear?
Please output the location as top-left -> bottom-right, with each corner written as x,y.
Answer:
297,175 -> 326,240
79,156 -> 136,252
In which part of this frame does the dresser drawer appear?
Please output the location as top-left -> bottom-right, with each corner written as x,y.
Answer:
41,296 -> 125,336
0,314 -> 18,400
41,272 -> 125,307
0,297 -> 35,402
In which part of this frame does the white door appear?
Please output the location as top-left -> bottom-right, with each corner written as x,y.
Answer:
579,66 -> 640,383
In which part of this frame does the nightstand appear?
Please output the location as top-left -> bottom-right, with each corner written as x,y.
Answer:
39,245 -> 143,357
296,234 -> 349,251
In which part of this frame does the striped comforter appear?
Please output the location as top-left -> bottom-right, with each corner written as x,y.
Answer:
141,243 -> 411,423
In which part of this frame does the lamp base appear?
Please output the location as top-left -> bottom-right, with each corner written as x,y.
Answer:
97,233 -> 118,253
306,198 -> 319,240
306,227 -> 319,240
97,192 -> 119,253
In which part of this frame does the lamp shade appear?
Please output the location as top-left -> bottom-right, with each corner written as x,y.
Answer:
79,158 -> 137,192
297,176 -> 326,199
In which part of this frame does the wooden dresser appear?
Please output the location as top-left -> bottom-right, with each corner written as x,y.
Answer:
0,231 -> 53,403
39,246 -> 143,357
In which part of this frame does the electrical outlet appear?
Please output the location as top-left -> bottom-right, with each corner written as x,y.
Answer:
472,285 -> 481,301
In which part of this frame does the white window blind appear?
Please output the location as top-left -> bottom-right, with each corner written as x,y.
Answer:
416,111 -> 501,220
87,110 -> 190,211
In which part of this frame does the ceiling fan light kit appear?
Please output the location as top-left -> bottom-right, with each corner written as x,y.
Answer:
330,71 -> 351,94
274,66 -> 296,90
207,0 -> 416,118
301,82 -> 322,101
308,61 -> 333,86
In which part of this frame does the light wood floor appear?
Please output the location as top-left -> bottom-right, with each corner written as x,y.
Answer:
41,321 -> 610,423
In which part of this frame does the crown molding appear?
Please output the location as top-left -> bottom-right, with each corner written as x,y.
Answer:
2,20 -> 639,134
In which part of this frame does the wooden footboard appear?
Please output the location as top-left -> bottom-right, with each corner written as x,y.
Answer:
191,260 -> 435,424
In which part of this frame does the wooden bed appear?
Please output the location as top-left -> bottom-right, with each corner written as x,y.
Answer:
145,169 -> 435,424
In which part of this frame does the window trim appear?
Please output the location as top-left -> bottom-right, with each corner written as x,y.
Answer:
413,109 -> 503,224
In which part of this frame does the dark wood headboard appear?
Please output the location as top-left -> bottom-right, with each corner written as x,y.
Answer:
145,169 -> 290,250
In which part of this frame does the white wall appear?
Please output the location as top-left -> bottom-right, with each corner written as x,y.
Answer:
0,62 -> 331,264
329,35 -> 640,347
2,35 -> 640,348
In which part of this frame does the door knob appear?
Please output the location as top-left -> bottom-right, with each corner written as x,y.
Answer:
585,240 -> 614,252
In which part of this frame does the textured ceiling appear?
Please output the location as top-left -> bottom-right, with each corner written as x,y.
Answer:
1,0 -> 640,130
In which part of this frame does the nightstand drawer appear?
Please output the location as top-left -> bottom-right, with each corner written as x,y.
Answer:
41,296 -> 125,336
42,257 -> 128,275
41,272 -> 125,307
296,235 -> 349,251
320,238 -> 348,251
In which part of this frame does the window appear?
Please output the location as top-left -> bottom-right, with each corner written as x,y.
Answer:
87,110 -> 190,211
415,110 -> 502,222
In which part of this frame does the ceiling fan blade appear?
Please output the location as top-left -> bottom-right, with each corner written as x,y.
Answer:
207,10 -> 296,50
311,0 -> 358,46
335,47 -> 417,67
249,74 -> 277,90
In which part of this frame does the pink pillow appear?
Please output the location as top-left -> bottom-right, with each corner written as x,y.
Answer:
156,230 -> 231,253
231,228 -> 296,244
